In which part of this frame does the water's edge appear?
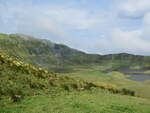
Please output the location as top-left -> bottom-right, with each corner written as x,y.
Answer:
104,68 -> 150,82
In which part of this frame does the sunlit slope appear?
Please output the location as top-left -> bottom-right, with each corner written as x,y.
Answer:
0,51 -> 99,99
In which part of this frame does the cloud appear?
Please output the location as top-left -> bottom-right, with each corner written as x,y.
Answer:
0,0 -> 106,41
0,0 -> 114,52
0,1 -> 72,41
111,29 -> 150,53
143,12 -> 150,25
89,0 -> 150,55
1,0 -> 150,55
46,9 -> 101,30
118,0 -> 150,19
94,28 -> 150,55
95,9 -> 150,55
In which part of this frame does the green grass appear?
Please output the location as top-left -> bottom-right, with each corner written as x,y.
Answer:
67,69 -> 150,100
0,51 -> 101,100
1,50 -> 149,113
1,89 -> 150,113
1,34 -> 150,112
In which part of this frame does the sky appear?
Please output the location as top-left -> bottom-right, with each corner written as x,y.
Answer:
1,0 -> 150,55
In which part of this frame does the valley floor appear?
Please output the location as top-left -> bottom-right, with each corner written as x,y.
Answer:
68,70 -> 150,100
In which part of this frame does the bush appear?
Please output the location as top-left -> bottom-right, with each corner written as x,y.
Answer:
61,84 -> 71,91
121,88 -> 135,96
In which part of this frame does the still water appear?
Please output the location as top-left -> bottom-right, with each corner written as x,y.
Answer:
118,68 -> 150,82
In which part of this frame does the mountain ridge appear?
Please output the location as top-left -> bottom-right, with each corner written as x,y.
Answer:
0,33 -> 150,72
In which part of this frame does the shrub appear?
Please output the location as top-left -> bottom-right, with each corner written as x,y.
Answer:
121,88 -> 135,96
61,84 -> 70,91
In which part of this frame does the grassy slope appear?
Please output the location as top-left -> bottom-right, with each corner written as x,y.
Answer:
68,68 -> 150,99
0,51 -> 99,98
1,90 -> 150,113
0,52 -> 150,113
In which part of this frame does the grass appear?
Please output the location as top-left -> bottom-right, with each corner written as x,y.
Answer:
0,34 -> 150,112
67,69 -> 150,100
0,89 -> 150,113
1,51 -> 149,113
143,70 -> 150,75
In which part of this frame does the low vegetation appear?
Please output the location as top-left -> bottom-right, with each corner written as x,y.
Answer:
0,52 -> 145,113
0,52 -> 136,102
0,34 -> 150,113
1,89 -> 150,113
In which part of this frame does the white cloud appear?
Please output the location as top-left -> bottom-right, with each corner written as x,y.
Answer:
118,0 -> 150,18
1,0 -> 150,55
0,0 -> 107,40
91,0 -> 150,55
0,0 -> 115,52
95,28 -> 150,55
111,29 -> 150,52
143,13 -> 150,25
46,9 -> 104,30
0,1 -> 75,42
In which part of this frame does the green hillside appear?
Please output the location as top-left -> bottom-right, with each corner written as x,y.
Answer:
0,33 -> 101,72
0,51 -> 136,97
0,51 -> 100,99
0,51 -> 150,113
1,33 -> 150,73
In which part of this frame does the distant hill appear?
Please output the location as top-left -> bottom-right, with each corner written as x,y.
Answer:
0,33 -> 150,72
